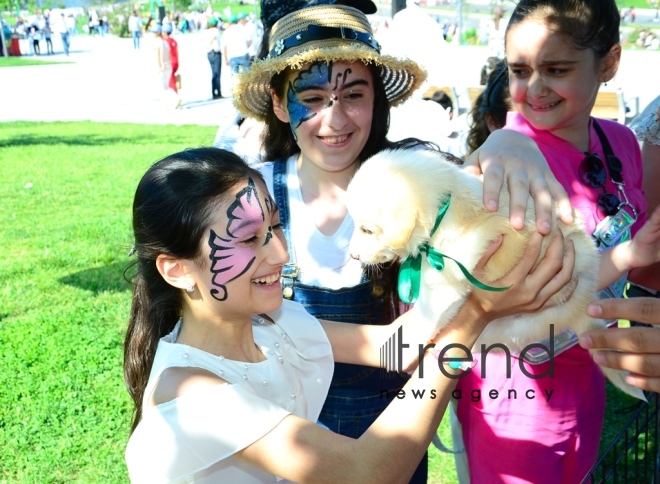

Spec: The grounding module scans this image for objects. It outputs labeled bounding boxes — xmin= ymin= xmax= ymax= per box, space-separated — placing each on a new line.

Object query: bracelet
xmin=431 ymin=348 xmax=477 ymax=372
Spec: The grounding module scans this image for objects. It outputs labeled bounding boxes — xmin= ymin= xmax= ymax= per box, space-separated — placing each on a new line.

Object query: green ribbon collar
xmin=397 ymin=195 xmax=510 ymax=304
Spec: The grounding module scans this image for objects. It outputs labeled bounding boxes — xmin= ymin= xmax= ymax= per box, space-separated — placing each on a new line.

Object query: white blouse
xmin=260 ymin=155 xmax=365 ymax=289
xmin=125 ymin=299 xmax=334 ymax=483
xmin=631 ymin=95 xmax=660 ymax=146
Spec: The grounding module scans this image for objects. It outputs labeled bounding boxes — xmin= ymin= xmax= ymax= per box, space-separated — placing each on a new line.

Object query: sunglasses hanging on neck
xmin=578 ymin=120 xmax=638 ymax=220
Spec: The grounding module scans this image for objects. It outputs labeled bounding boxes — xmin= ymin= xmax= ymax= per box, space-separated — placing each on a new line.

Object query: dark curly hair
xmin=466 ymin=59 xmax=511 ymax=156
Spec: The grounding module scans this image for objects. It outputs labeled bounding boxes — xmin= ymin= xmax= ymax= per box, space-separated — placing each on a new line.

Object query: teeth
xmin=252 ymin=273 xmax=280 ymax=285
xmin=534 ymin=100 xmax=560 ymax=109
xmin=323 ymin=135 xmax=348 ymax=144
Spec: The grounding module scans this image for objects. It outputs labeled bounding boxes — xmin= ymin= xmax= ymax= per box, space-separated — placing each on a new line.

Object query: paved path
xmin=0 ymin=33 xmax=238 ymax=127
xmin=0 ymin=30 xmax=658 ymax=128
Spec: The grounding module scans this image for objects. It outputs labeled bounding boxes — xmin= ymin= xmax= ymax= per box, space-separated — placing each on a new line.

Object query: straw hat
xmin=261 ymin=0 xmax=377 ymax=30
xmin=233 ymin=4 xmax=427 ymax=122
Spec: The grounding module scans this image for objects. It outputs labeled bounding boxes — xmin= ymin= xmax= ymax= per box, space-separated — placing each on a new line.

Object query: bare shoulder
xmin=150 ymin=367 xmax=228 ymax=407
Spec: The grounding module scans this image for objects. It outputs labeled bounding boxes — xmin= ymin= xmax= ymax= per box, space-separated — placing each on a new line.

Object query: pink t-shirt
xmin=456 ymin=113 xmax=647 ymax=483
xmin=505 ymin=112 xmax=647 ymax=234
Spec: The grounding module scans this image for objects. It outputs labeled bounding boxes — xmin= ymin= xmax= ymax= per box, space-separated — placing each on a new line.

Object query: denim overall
xmin=273 ymin=161 xmax=428 ymax=482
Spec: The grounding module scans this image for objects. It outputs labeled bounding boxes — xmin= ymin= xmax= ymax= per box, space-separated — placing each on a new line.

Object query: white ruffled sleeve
xmin=630 ymin=95 xmax=660 ymax=145
xmin=125 ymin=383 xmax=290 ymax=483
xmin=265 ymin=299 xmax=334 ymax=423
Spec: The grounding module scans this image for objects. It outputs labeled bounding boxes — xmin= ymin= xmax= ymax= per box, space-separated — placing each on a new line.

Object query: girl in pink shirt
xmin=456 ymin=1 xmax=657 ymax=482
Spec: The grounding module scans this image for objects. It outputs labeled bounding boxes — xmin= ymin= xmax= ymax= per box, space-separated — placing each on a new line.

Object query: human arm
xmin=628 ymin=105 xmax=660 ymax=289
xmin=597 ymin=205 xmax=660 ymax=290
xmin=238 ymin=266 xmax=548 ymax=483
xmin=155 ymin=42 xmax=164 ymax=71
xmin=579 ymin=297 xmax=660 ymax=393
xmin=640 ymin=138 xmax=660 ymax=214
xmin=321 ymin=231 xmax=576 ymax=369
xmin=463 ymin=129 xmax=574 ymax=234
xmin=145 ymin=285 xmax=503 ymax=482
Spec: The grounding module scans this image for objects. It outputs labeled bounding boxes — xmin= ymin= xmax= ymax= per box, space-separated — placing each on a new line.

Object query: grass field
xmin=0 ymin=121 xmax=217 ymax=483
xmin=0 ymin=121 xmax=651 ymax=483
xmin=0 ymin=57 xmax=69 ymax=67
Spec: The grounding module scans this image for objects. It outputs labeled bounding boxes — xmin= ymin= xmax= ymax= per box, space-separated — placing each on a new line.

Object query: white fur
xmin=346 ymin=148 xmax=644 ymax=400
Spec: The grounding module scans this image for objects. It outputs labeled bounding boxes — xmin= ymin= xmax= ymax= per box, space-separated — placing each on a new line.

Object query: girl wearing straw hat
xmin=230 ymin=2 xmax=574 ymax=481
xmin=233 ymin=6 xmax=433 ymax=482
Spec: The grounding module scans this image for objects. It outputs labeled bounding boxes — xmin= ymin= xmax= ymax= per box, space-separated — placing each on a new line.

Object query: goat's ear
xmin=384 ymin=205 xmax=418 ymax=249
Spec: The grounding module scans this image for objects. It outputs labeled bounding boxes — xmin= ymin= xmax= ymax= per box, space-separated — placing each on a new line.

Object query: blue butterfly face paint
xmin=286 ymin=61 xmax=367 ymax=130
xmin=286 ymin=62 xmax=331 ymax=129
xmin=282 ymin=60 xmax=375 ymax=166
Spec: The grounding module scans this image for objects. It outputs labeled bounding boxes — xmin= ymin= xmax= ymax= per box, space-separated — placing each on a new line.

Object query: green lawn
xmin=0 ymin=57 xmax=70 ymax=67
xmin=0 ymin=121 xmax=216 ymax=483
xmin=0 ymin=121 xmax=651 ymax=483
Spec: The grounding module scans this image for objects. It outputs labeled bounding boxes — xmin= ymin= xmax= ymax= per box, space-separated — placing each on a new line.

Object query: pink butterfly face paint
xmin=207 ymin=178 xmax=276 ymax=301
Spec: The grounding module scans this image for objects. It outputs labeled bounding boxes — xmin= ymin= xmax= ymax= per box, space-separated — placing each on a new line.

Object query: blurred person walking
xmin=222 ymin=14 xmax=251 ymax=76
xmin=162 ymin=23 xmax=180 ymax=107
xmin=43 ymin=15 xmax=53 ymax=55
xmin=128 ymin=11 xmax=142 ymax=49
xmin=205 ymin=17 xmax=223 ymax=99
xmin=28 ymin=24 xmax=40 ymax=55
xmin=151 ymin=24 xmax=178 ymax=108
xmin=53 ymin=12 xmax=70 ymax=56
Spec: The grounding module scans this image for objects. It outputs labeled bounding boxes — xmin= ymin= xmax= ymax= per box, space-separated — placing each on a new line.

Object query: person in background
xmin=162 ymin=23 xmax=180 ymax=107
xmin=205 ymin=16 xmax=222 ymax=99
xmin=28 ymin=23 xmax=40 ymax=55
xmin=53 ymin=13 xmax=70 ymax=56
xmin=128 ymin=10 xmax=142 ymax=49
xmin=466 ymin=59 xmax=512 ymax=155
xmin=151 ymin=24 xmax=177 ymax=108
xmin=222 ymin=13 xmax=251 ymax=76
xmin=42 ymin=14 xmax=53 ymax=55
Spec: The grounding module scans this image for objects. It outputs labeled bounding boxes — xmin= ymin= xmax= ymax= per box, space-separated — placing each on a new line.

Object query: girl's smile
xmin=505 ymin=19 xmax=620 ymax=150
xmin=191 ymin=178 xmax=289 ymax=317
xmin=273 ymin=60 xmax=374 ymax=174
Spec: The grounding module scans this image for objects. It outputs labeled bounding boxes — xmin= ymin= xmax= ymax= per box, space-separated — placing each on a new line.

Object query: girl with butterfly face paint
xmin=206 ymin=178 xmax=283 ymax=303
xmin=124 ymin=147 xmax=576 ymax=483
xmin=274 ymin=61 xmax=375 ymax=187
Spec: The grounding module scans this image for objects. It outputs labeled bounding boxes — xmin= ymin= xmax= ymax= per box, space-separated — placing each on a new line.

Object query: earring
xmin=185 ymin=275 xmax=195 ymax=293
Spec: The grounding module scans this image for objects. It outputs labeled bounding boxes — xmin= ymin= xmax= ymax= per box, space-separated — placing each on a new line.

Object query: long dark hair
xmin=124 ymin=147 xmax=265 ymax=433
xmin=507 ymin=0 xmax=620 ymax=59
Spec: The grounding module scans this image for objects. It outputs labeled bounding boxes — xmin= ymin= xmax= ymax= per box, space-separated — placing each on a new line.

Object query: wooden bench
xmin=591 ymin=89 xmax=627 ymax=124
xmin=422 ymin=86 xmax=460 ymax=117
xmin=466 ymin=86 xmax=485 ymax=106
